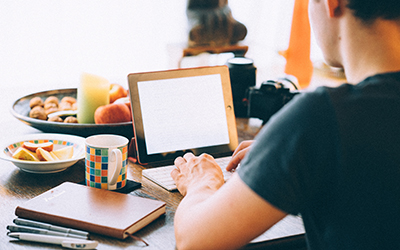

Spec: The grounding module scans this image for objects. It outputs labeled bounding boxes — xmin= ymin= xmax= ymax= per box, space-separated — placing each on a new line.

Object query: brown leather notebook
xmin=15 ymin=182 xmax=166 ymax=239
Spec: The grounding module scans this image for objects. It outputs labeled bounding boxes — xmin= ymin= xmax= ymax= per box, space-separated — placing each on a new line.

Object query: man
xmin=171 ymin=0 xmax=400 ymax=249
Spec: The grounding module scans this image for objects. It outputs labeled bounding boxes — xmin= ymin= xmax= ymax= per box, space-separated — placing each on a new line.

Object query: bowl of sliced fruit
xmin=0 ymin=134 xmax=85 ymax=174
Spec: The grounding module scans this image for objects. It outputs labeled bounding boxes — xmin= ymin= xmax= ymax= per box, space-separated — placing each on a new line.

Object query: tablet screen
xmin=138 ymin=74 xmax=230 ymax=155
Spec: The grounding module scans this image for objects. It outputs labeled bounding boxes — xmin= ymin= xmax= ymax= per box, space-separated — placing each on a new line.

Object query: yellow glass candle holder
xmin=77 ymin=73 xmax=110 ymax=124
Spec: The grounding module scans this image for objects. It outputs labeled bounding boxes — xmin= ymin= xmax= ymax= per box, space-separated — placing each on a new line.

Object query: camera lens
xmin=226 ymin=57 xmax=256 ymax=117
xmin=227 ymin=57 xmax=254 ymax=66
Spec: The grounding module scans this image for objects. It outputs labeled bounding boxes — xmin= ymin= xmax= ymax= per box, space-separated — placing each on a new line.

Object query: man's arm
xmin=172 ymin=153 xmax=287 ymax=250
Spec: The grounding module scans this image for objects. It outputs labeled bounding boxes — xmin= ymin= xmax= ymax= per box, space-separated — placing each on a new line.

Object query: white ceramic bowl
xmin=0 ymin=134 xmax=85 ymax=174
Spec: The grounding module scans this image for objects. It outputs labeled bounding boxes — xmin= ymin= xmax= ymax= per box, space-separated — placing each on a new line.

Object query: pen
xmin=8 ymin=232 xmax=98 ymax=249
xmin=13 ymin=218 xmax=89 ymax=237
xmin=7 ymin=225 xmax=88 ymax=239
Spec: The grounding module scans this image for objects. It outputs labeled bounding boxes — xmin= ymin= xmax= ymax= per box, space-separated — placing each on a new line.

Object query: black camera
xmin=246 ymin=77 xmax=300 ymax=124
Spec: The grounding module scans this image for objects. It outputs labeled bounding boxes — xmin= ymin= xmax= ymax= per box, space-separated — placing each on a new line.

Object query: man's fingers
xmin=171 ymin=167 xmax=179 ymax=180
xmin=226 ymin=157 xmax=240 ymax=171
xmin=183 ymin=152 xmax=195 ymax=162
xmin=231 ymin=140 xmax=253 ymax=157
xmin=226 ymin=150 xmax=245 ymax=171
xmin=174 ymin=156 xmax=186 ymax=167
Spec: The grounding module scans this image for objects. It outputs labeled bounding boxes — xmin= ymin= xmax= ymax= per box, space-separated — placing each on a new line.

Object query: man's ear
xmin=326 ymin=0 xmax=342 ymax=18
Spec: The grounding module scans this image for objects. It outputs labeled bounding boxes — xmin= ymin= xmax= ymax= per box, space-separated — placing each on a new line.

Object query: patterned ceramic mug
xmin=85 ymin=134 xmax=129 ymax=190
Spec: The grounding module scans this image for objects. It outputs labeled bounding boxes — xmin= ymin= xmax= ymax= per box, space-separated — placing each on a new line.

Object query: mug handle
xmin=108 ymin=149 xmax=123 ymax=186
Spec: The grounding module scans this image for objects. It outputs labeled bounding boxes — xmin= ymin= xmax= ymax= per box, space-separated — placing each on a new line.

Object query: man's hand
xmin=226 ymin=140 xmax=254 ymax=171
xmin=171 ymin=152 xmax=224 ymax=196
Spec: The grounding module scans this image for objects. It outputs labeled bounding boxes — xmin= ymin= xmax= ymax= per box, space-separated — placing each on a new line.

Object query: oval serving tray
xmin=11 ymin=88 xmax=134 ymax=139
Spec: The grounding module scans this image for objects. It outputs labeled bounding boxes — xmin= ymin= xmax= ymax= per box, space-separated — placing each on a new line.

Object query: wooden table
xmin=0 ymin=114 xmax=306 ymax=250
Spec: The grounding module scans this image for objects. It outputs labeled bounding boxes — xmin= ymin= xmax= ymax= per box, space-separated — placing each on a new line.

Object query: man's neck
xmin=341 ymin=18 xmax=400 ymax=83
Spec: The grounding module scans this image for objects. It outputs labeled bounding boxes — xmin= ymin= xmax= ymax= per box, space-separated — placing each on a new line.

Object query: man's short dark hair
xmin=346 ymin=0 xmax=400 ymax=23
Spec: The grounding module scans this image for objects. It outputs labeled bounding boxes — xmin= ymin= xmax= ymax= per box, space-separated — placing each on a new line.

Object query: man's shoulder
xmin=324 ymin=71 xmax=400 ymax=94
xmin=308 ymin=71 xmax=400 ymax=106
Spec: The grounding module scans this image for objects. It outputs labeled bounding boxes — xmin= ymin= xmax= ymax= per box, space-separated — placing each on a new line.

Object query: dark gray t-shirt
xmin=238 ymin=72 xmax=400 ymax=249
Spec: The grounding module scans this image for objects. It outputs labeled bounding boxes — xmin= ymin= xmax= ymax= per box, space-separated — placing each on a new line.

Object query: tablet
xmin=127 ymin=66 xmax=238 ymax=165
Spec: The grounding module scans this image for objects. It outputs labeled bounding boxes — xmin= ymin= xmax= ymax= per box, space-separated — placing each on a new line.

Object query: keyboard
xmin=142 ymin=157 xmax=234 ymax=191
